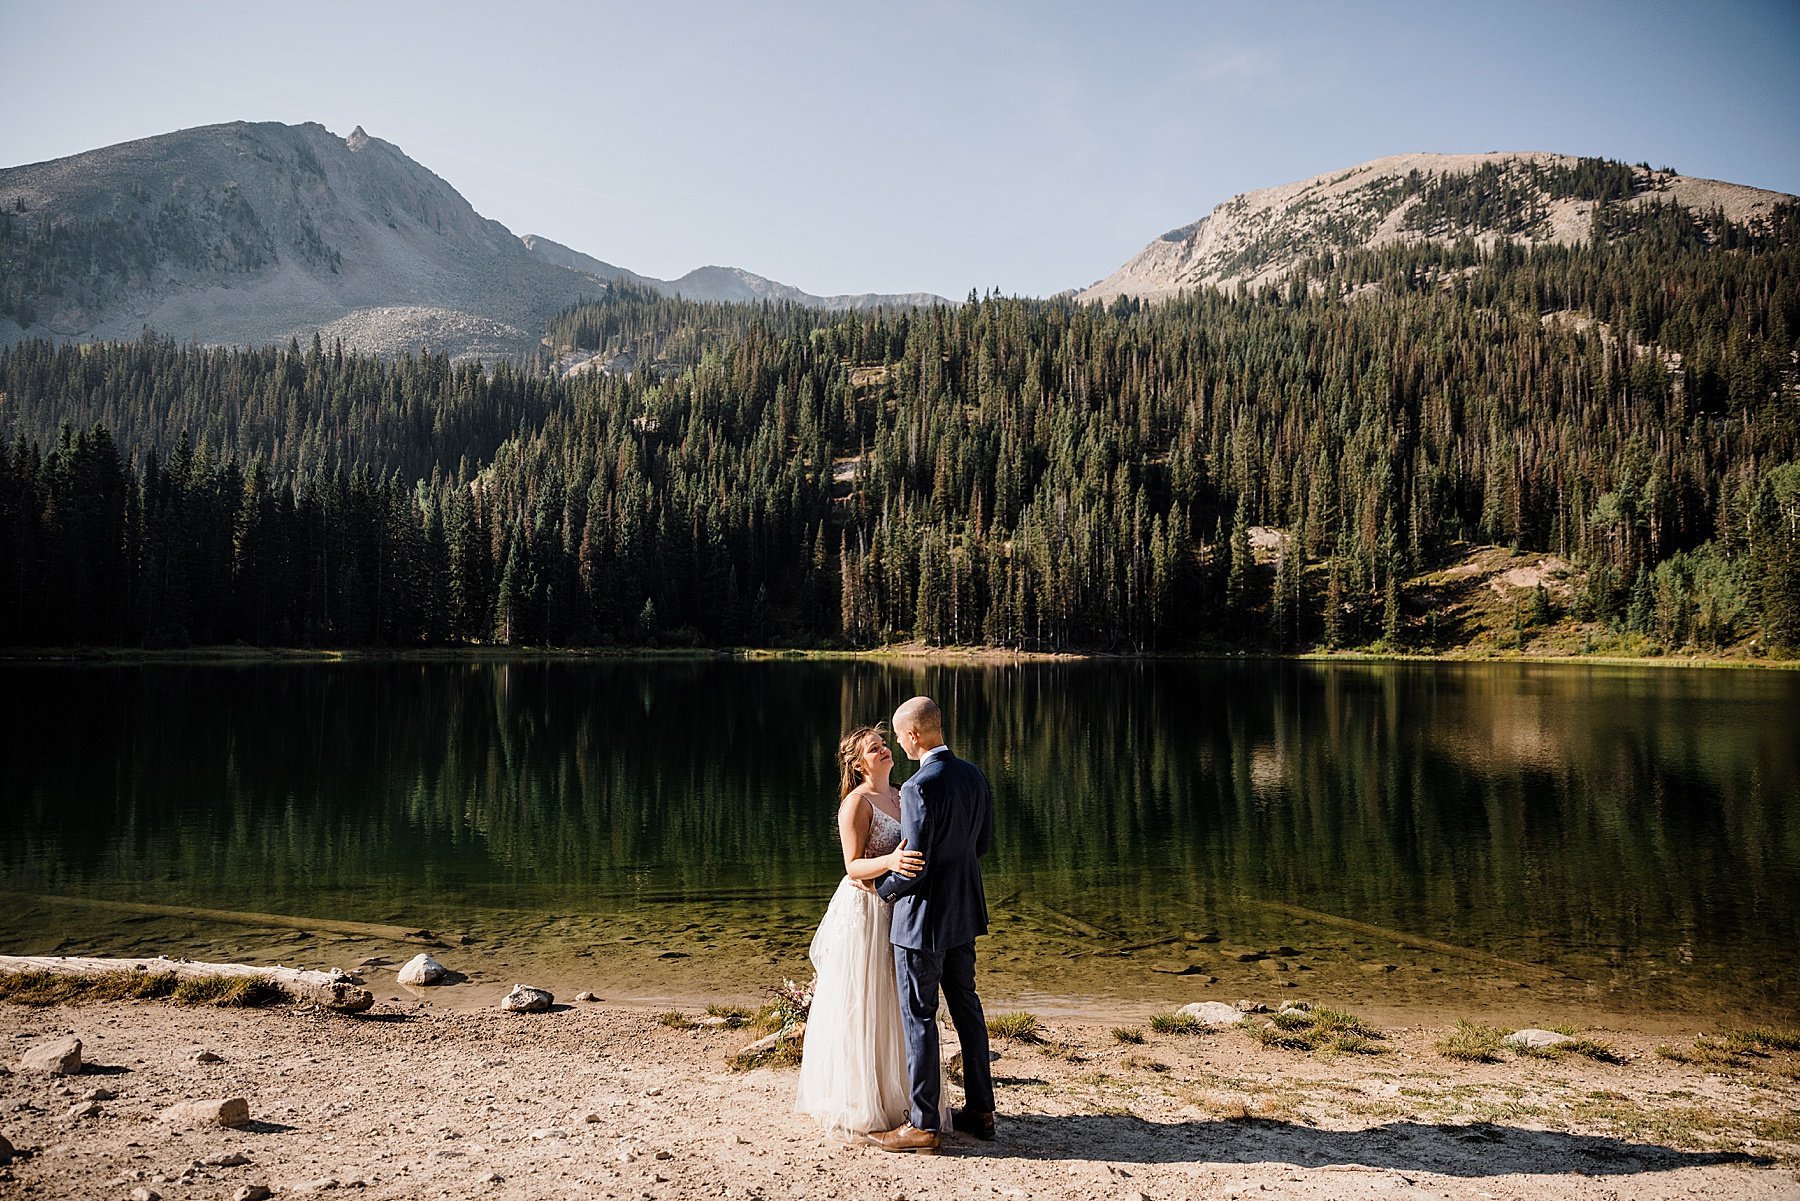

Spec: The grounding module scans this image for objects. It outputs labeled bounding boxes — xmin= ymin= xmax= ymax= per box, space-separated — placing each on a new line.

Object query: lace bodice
xmin=865 ymin=803 xmax=903 ymax=857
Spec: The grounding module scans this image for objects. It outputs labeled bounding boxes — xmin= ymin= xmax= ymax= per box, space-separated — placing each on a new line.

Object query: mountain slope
xmin=1079 ymin=152 xmax=1795 ymax=302
xmin=0 ymin=122 xmax=944 ymax=360
xmin=0 ymin=121 xmax=613 ymax=359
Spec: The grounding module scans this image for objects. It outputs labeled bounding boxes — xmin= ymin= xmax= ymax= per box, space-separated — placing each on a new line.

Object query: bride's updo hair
xmin=837 ymin=723 xmax=886 ymax=799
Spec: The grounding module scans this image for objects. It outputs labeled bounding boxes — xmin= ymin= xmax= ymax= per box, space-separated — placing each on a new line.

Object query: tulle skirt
xmin=794 ymin=878 xmax=949 ymax=1136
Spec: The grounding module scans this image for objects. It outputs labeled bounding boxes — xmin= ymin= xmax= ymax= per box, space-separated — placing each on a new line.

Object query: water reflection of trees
xmin=2 ymin=662 xmax=1795 ymax=992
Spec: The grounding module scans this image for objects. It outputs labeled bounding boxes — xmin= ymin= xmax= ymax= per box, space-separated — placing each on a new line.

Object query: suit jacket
xmin=877 ymin=745 xmax=992 ymax=951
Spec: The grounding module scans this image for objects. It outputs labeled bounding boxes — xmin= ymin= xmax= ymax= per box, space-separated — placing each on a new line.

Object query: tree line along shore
xmin=1 ymin=186 xmax=1796 ymax=657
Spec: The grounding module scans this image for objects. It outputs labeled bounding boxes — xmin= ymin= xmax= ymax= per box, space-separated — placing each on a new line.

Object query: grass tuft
xmin=1565 ymin=1037 xmax=1625 ymax=1064
xmin=1725 ymin=1028 xmax=1800 ymax=1053
xmin=727 ymin=1039 xmax=802 ymax=1072
xmin=656 ymin=1010 xmax=695 ymax=1029
xmin=1149 ymin=1011 xmax=1205 ymax=1035
xmin=986 ymin=1011 xmax=1043 ymax=1042
xmin=1112 ymin=1027 xmax=1146 ymax=1045
xmin=0 ymin=970 xmax=285 ymax=1008
xmin=1437 ymin=1020 xmax=1507 ymax=1062
xmin=1250 ymin=1006 xmax=1385 ymax=1054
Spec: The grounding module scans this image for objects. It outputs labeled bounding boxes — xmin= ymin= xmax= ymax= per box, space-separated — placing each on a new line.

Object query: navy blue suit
xmin=876 ymin=745 xmax=995 ymax=1130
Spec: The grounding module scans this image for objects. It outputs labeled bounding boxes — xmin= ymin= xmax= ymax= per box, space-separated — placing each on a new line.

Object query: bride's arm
xmin=837 ymin=794 xmax=921 ymax=885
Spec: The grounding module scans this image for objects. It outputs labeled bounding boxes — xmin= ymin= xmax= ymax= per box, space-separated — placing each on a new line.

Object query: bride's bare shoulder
xmin=836 ymin=787 xmax=873 ymax=819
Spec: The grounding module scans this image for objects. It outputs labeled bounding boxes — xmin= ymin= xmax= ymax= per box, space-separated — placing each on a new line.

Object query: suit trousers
xmin=893 ymin=941 xmax=995 ymax=1130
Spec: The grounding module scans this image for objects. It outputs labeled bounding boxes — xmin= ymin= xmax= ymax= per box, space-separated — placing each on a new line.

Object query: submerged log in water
xmin=0 ymin=954 xmax=375 ymax=1013
xmin=14 ymin=893 xmax=456 ymax=945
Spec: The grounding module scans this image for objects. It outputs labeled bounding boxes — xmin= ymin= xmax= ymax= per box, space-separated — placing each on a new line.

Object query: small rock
xmin=643 ymin=1086 xmax=662 ymax=1097
xmin=1177 ymin=1001 xmax=1245 ymax=1027
xmin=614 ymin=1148 xmax=638 ymax=1164
xmin=19 ymin=1036 xmax=82 ymax=1075
xmin=477 ymin=1173 xmax=502 ymax=1185
xmin=725 ymin=1131 xmax=748 ymax=1145
xmin=1148 ymin=961 xmax=1202 ymax=975
xmin=192 ymin=1050 xmax=223 ymax=1064
xmin=1234 ymin=999 xmax=1268 ymax=1013
xmin=396 ymin=953 xmax=446 ymax=986
xmin=290 ymin=1179 xmax=339 ymax=1194
xmin=204 ymin=1151 xmax=252 ymax=1167
xmin=1277 ymin=1001 xmax=1312 ymax=1014
xmin=574 ymin=991 xmax=598 ymax=1002
xmin=1505 ymin=1028 xmax=1575 ymax=1051
xmin=129 ymin=1189 xmax=160 ymax=1201
xmin=458 ymin=934 xmax=476 ymax=946
xmin=584 ymin=1113 xmax=602 ymax=1123
xmin=0 ymin=1130 xmax=12 ymax=1164
xmin=66 ymin=1100 xmax=100 ymax=1119
xmin=82 ymin=1087 xmax=116 ymax=1101
xmin=162 ymin=1097 xmax=251 ymax=1128
xmin=233 ymin=1188 xmax=272 ymax=1201
xmin=500 ymin=984 xmax=553 ymax=1013
xmin=653 ymin=1149 xmax=673 ymax=1160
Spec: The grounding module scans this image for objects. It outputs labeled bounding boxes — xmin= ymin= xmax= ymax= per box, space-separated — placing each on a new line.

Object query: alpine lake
xmin=3 ymin=657 xmax=1796 ymax=1029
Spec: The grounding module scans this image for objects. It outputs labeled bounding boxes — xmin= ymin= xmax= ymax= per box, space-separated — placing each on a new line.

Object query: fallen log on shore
xmin=0 ymin=954 xmax=375 ymax=1013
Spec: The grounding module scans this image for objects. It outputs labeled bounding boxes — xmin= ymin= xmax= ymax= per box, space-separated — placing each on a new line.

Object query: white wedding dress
xmin=795 ymin=803 xmax=950 ymax=1136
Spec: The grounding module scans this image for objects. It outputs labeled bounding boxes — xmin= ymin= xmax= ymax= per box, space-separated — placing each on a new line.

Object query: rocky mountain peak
xmin=1079 ymin=152 xmax=1796 ymax=304
xmin=346 ymin=125 xmax=371 ymax=151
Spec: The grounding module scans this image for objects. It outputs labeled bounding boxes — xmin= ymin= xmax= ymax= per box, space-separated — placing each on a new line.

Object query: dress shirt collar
xmin=922 ymin=744 xmax=952 ymax=765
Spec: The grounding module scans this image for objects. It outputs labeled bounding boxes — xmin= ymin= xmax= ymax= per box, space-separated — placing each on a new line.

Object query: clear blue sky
xmin=4 ymin=0 xmax=1796 ymax=299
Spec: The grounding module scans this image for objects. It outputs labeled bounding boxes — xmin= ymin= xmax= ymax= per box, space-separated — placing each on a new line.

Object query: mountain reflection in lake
xmin=3 ymin=659 xmax=1795 ymax=1023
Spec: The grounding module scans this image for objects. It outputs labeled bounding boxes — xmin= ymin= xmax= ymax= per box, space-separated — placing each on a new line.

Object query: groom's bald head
xmin=893 ymin=696 xmax=944 ymax=759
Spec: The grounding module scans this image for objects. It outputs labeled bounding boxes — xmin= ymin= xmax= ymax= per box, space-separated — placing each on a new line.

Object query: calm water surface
xmin=3 ymin=659 xmax=1795 ymax=1022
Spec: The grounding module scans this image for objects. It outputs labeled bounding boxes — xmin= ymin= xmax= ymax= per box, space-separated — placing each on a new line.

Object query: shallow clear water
xmin=3 ymin=658 xmax=1795 ymax=1022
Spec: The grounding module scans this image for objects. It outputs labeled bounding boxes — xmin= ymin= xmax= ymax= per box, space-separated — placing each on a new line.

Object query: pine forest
xmin=2 ymin=172 xmax=1798 ymax=656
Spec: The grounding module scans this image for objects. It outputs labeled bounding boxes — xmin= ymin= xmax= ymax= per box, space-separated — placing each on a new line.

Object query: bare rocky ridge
xmin=0 ymin=122 xmax=945 ymax=362
xmin=1079 ymin=152 xmax=1797 ymax=303
xmin=521 ymin=233 xmax=947 ymax=311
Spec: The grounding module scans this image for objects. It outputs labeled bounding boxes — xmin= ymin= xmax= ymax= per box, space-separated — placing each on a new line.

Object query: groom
xmin=871 ymin=695 xmax=997 ymax=1153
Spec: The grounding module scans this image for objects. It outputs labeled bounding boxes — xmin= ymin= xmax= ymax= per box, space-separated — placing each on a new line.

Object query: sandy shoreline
xmin=2 ymin=985 xmax=1795 ymax=1201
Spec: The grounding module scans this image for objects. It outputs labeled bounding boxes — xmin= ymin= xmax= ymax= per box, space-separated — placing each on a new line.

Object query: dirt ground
xmin=2 ymin=990 xmax=1796 ymax=1201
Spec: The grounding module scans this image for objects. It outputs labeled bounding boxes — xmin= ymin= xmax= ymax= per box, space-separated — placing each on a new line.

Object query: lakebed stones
xmin=162 ymin=1097 xmax=252 ymax=1128
xmin=396 ymin=953 xmax=446 ymax=986
xmin=500 ymin=984 xmax=553 ymax=1013
xmin=19 ymin=1036 xmax=82 ymax=1075
xmin=233 ymin=1188 xmax=272 ymax=1201
xmin=1505 ymin=1028 xmax=1575 ymax=1051
xmin=1177 ymin=1001 xmax=1245 ymax=1027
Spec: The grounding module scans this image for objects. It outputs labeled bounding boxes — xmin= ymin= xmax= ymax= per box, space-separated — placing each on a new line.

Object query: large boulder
xmin=396 ymin=953 xmax=446 ymax=986
xmin=19 ymin=1036 xmax=82 ymax=1075
xmin=1177 ymin=1001 xmax=1245 ymax=1027
xmin=500 ymin=984 xmax=553 ymax=1013
xmin=1504 ymin=1028 xmax=1575 ymax=1052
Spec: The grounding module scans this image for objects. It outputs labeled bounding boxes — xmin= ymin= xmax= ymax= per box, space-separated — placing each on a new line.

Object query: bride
xmin=795 ymin=723 xmax=946 ymax=1136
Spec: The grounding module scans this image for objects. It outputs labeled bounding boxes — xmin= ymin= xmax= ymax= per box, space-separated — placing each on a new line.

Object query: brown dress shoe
xmin=951 ymin=1108 xmax=996 ymax=1140
xmin=868 ymin=1122 xmax=941 ymax=1153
